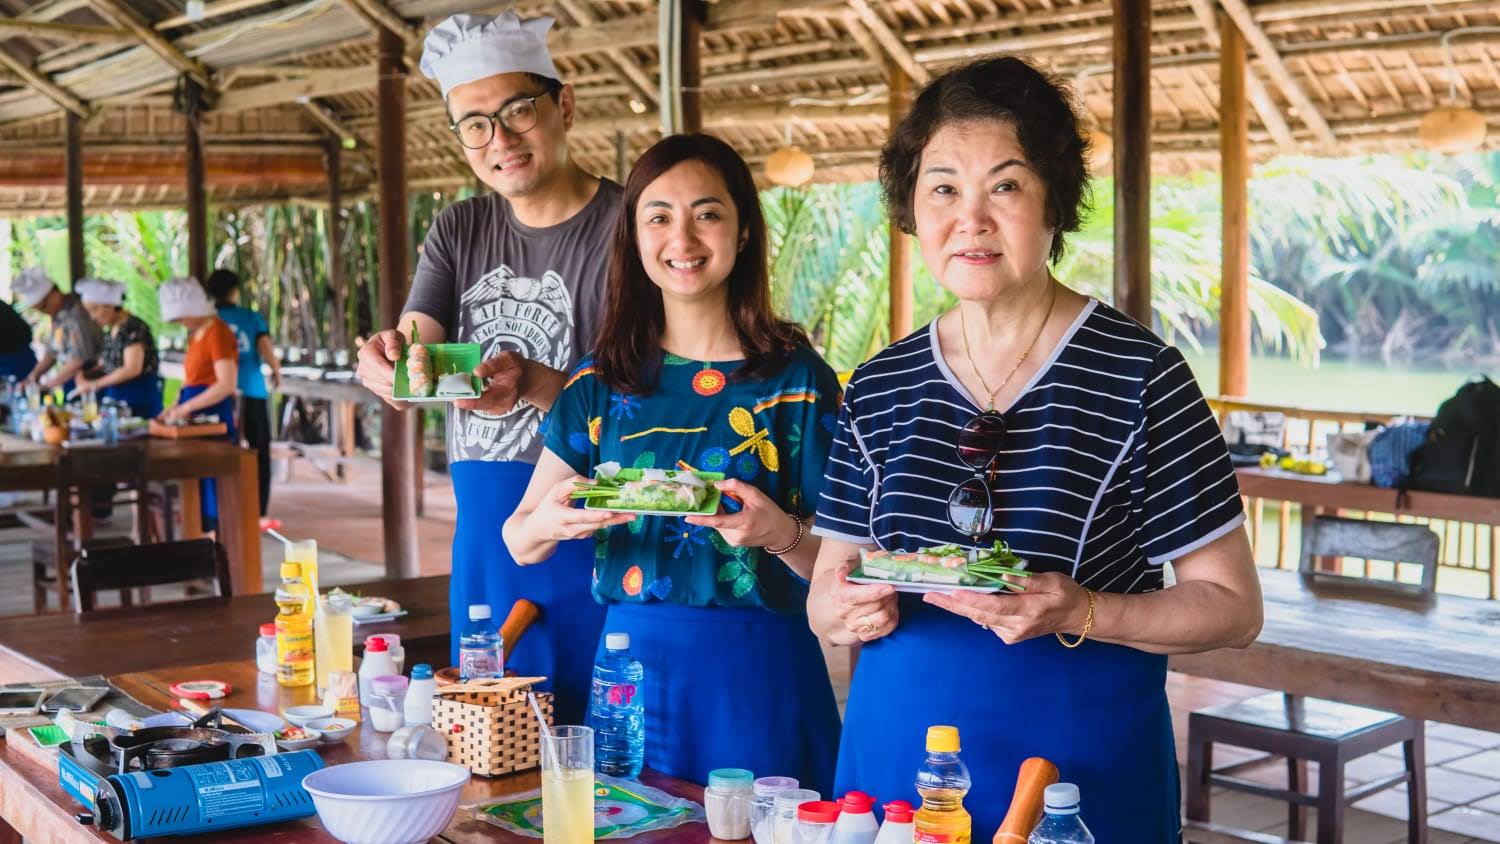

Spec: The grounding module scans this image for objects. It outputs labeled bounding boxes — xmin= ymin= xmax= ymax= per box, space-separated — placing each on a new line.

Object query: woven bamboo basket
xmin=432 ymin=676 xmax=552 ymax=777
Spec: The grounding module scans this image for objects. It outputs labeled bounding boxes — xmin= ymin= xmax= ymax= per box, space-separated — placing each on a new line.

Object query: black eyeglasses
xmin=449 ymin=92 xmax=550 ymax=149
xmin=947 ymin=411 xmax=1006 ymax=538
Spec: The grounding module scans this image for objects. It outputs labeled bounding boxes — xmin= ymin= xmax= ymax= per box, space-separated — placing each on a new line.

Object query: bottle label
xmin=915 ymin=833 xmax=952 ymax=843
xmin=607 ymin=683 xmax=637 ymax=706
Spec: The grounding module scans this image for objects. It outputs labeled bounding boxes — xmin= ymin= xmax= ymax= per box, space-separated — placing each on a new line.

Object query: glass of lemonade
xmin=541 ymin=725 xmax=594 ymax=843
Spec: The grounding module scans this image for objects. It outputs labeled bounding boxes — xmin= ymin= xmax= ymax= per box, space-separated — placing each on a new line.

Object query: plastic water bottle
xmin=589 ymin=631 xmax=644 ymax=778
xmin=1026 ymin=784 xmax=1094 ymax=844
xmin=913 ymin=725 xmax=971 ymax=843
xmin=457 ymin=604 xmax=503 ymax=681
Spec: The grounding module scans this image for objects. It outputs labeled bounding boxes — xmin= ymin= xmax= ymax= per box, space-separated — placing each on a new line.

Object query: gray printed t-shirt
xmin=402 ymin=179 xmax=622 ymax=464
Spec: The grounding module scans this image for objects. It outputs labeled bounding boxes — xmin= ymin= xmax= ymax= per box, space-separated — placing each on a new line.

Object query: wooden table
xmin=1170 ymin=568 xmax=1500 ymax=731
xmin=0 ymin=434 xmax=263 ymax=594
xmin=0 ymin=576 xmax=452 ymax=684
xmin=1236 ymin=466 xmax=1500 ymax=527
xmin=0 ymin=659 xmax=721 ymax=843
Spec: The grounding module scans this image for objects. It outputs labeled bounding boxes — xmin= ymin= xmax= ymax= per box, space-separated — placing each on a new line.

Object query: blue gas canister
xmin=83 ymin=749 xmax=324 ymax=840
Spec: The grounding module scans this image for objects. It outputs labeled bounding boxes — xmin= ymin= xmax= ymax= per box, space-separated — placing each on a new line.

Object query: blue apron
xmin=0 ymin=347 xmax=36 ymax=380
xmin=103 ymin=373 xmax=163 ymax=419
xmin=176 ymin=383 xmax=237 ymax=525
xmin=599 ymin=601 xmax=840 ymax=795
xmin=837 ymin=595 xmax=1179 ymax=841
xmin=450 ymin=460 xmax=604 ymax=727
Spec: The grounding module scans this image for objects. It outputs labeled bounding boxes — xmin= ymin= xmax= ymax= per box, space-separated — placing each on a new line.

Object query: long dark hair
xmin=594 ymin=133 xmax=808 ymax=395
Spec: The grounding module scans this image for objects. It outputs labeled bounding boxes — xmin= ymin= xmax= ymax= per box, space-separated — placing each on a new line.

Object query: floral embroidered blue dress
xmin=542 ymin=345 xmax=843 ymax=792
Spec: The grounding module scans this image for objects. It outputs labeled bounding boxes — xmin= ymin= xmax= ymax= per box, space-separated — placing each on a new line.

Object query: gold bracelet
xmin=1056 ymin=588 xmax=1095 ymax=649
xmin=764 ymin=513 xmax=804 ymax=556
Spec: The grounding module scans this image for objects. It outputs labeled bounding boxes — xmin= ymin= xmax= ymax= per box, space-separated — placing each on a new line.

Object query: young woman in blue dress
xmin=504 ymin=133 xmax=842 ymax=792
xmin=806 ymin=58 xmax=1264 ymax=840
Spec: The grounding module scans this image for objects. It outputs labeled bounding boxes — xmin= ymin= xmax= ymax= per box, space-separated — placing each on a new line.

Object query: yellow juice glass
xmin=541 ymin=726 xmax=594 ymax=843
xmin=314 ymin=593 xmax=353 ymax=693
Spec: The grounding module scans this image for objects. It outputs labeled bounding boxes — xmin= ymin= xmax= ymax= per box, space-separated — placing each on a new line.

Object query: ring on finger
xmin=858 ymin=614 xmax=876 ymax=635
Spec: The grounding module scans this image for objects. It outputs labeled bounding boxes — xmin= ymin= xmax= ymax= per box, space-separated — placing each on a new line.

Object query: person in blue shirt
xmin=504 ymin=134 xmax=842 ymax=792
xmin=205 ymin=269 xmax=282 ymax=519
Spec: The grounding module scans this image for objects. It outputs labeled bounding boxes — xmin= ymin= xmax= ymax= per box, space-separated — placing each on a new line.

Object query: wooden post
xmin=325 ymin=139 xmax=346 ymax=356
xmin=377 ymin=27 xmax=419 ymax=578
xmin=1112 ymin=0 xmax=1151 ymax=327
xmin=183 ymin=76 xmax=207 ymax=284
xmin=1219 ymin=12 xmax=1252 ymax=399
xmin=680 ymin=0 xmax=703 ymax=133
xmin=414 ymin=409 xmax=425 ymax=518
xmin=65 ymin=110 xmax=84 ymax=283
xmin=887 ymin=59 xmax=914 ymax=342
xmin=615 ymin=130 xmax=629 ymax=185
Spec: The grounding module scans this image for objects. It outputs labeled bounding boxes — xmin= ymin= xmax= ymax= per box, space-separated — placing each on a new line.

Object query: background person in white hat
xmin=354 ymin=10 xmax=620 ymax=723
xmin=159 ymin=277 xmax=239 ymax=527
xmin=13 ymin=267 xmax=102 ymax=393
xmin=75 ymin=278 xmax=163 ymax=419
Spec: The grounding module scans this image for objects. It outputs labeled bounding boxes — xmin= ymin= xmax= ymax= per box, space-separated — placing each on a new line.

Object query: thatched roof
xmin=0 ymin=0 xmax=1496 ymax=215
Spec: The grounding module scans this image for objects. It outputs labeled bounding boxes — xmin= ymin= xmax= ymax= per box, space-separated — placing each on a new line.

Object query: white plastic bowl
xmin=284 ymin=704 xmax=334 ymax=727
xmin=302 ymin=759 xmax=470 ymax=844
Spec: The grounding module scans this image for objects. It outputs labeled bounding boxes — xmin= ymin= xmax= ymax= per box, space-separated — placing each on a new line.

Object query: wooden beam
xmin=213 ymin=67 xmax=377 ymax=113
xmin=1113 ymin=0 xmax=1151 ymax=326
xmin=154 ymin=0 xmax=282 ymax=31
xmin=335 ymin=0 xmax=416 ymax=47
xmin=556 ymin=0 xmax=655 ymax=107
xmin=65 ymin=109 xmax=83 ymax=281
xmin=0 ymin=45 xmax=87 ymax=116
xmin=681 ymin=0 xmax=704 ymax=133
xmin=0 ymin=17 xmax=134 ymax=44
xmin=184 ymin=76 xmax=207 ymax=284
xmin=1215 ymin=0 xmax=1336 ymax=148
xmin=888 ymin=59 xmax=914 ymax=342
xmin=376 ymin=26 xmax=418 ymax=579
xmin=847 ymin=0 xmax=930 ymax=85
xmin=87 ymin=0 xmax=210 ymax=87
xmin=1183 ymin=0 xmax=1295 ymax=152
xmin=301 ymin=100 xmax=359 ymax=146
xmin=1219 ymin=11 xmax=1251 ymax=399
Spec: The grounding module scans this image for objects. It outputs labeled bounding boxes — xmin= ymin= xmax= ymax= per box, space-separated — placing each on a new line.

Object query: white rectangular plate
xmin=846 ymin=575 xmax=1001 ymax=594
xmin=352 ymin=610 xmax=409 ymax=625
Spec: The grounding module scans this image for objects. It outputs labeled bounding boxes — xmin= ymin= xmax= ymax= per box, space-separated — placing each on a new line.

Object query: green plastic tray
xmin=583 ymin=469 xmax=725 ymax=516
xmin=394 ymin=342 xmax=482 ymax=402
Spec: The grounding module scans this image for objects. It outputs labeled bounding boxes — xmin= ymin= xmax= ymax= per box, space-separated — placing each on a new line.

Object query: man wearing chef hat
xmin=13 ymin=266 xmax=102 ymax=393
xmin=354 ymin=11 xmax=618 ymax=723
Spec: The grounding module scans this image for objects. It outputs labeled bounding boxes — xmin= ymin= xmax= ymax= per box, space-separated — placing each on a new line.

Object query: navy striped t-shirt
xmin=813 ymin=298 xmax=1245 ymax=594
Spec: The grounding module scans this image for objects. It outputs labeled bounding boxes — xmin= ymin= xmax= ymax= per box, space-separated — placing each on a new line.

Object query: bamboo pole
xmin=376 ymin=26 xmax=418 ymax=579
xmin=1219 ymin=12 xmax=1251 ymax=398
xmin=184 ymin=76 xmax=207 ymax=284
xmin=65 ymin=110 xmax=84 ymax=282
xmin=1112 ymin=0 xmax=1152 ymax=326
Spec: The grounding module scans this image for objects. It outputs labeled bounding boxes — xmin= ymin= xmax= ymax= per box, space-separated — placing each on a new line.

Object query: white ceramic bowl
xmin=284 ymin=705 xmax=334 ymax=727
xmin=307 ymin=717 xmax=357 ymax=743
xmin=302 ymin=759 xmax=470 ymax=844
xmin=275 ymin=726 xmax=322 ymax=750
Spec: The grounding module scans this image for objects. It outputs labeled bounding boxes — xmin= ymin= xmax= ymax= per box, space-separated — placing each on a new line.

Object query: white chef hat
xmin=76 ymin=277 xmax=125 ymax=307
xmin=12 ymin=266 xmax=56 ymax=309
xmin=419 ymin=11 xmax=561 ymax=99
xmin=158 ymin=277 xmax=216 ymax=323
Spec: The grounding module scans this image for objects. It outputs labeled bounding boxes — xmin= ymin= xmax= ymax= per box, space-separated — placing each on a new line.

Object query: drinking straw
xmin=527 ymin=691 xmax=554 ymax=771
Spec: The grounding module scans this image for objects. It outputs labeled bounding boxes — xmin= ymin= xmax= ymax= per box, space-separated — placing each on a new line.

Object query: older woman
xmin=74 ymin=278 xmax=162 ymax=418
xmin=807 ymin=57 xmax=1262 ymax=840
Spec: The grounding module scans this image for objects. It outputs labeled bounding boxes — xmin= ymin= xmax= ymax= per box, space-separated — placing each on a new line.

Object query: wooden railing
xmin=1207 ymin=397 xmax=1498 ymax=600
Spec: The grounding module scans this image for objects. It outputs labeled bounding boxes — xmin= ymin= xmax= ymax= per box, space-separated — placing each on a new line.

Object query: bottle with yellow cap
xmin=274 ymin=562 xmax=316 ymax=687
xmin=914 ymin=725 xmax=972 ymax=843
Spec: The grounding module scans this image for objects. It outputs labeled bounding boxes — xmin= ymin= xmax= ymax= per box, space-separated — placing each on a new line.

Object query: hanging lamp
xmin=1418 ymin=29 xmax=1490 ymax=154
xmin=766 ymin=123 xmax=815 ymax=187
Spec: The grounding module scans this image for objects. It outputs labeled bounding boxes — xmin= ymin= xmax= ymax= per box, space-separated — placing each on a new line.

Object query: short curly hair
xmin=879 ymin=56 xmax=1093 ymax=265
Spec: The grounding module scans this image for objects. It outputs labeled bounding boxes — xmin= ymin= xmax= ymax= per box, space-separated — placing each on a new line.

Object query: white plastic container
xmin=358 ymin=635 xmax=398 ymax=705
xmin=873 ymin=800 xmax=914 ymax=844
xmin=368 ymin=675 xmax=408 ymax=733
xmin=831 ymin=791 xmax=878 ymax=844
xmin=403 ymin=663 xmax=436 ymax=727
xmin=302 ymin=759 xmax=470 ymax=844
xmin=706 ymin=768 xmax=755 ymax=839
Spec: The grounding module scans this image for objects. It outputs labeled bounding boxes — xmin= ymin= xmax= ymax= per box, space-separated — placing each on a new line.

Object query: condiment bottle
xmin=832 ymin=791 xmax=879 ymax=844
xmin=255 ymin=623 xmax=277 ymax=675
xmin=404 ymin=663 xmax=437 ymax=726
xmin=358 ymin=634 xmax=397 ymax=705
xmin=795 ymin=801 xmax=840 ymax=844
xmin=874 ymin=801 xmax=914 ymax=844
xmin=705 ymin=768 xmax=755 ymax=840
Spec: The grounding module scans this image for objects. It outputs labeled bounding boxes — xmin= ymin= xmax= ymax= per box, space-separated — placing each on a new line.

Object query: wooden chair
xmin=1185 ymin=517 xmax=1436 ymax=844
xmin=71 ymin=539 xmax=232 ymax=612
xmin=31 ymin=443 xmax=151 ymax=614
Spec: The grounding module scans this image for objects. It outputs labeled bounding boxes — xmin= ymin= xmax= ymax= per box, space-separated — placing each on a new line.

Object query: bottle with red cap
xmin=832 ymin=791 xmax=880 ymax=844
xmin=357 ymin=634 xmax=398 ymax=705
xmin=874 ymin=801 xmax=914 ymax=844
xmin=795 ymin=801 xmax=841 ymax=844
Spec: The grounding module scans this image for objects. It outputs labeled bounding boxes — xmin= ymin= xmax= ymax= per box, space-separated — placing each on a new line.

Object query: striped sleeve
xmin=813 ymin=381 xmax=877 ymax=545
xmin=1137 ymin=346 xmax=1245 ymax=564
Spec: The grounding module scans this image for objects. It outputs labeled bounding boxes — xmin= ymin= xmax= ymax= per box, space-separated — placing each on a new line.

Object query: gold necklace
xmin=960 ymin=283 xmax=1057 ymax=412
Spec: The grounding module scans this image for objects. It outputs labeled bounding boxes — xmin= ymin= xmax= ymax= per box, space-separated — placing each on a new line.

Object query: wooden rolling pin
xmin=994 ymin=757 xmax=1059 ymax=843
xmin=500 ymin=598 xmax=540 ymax=664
